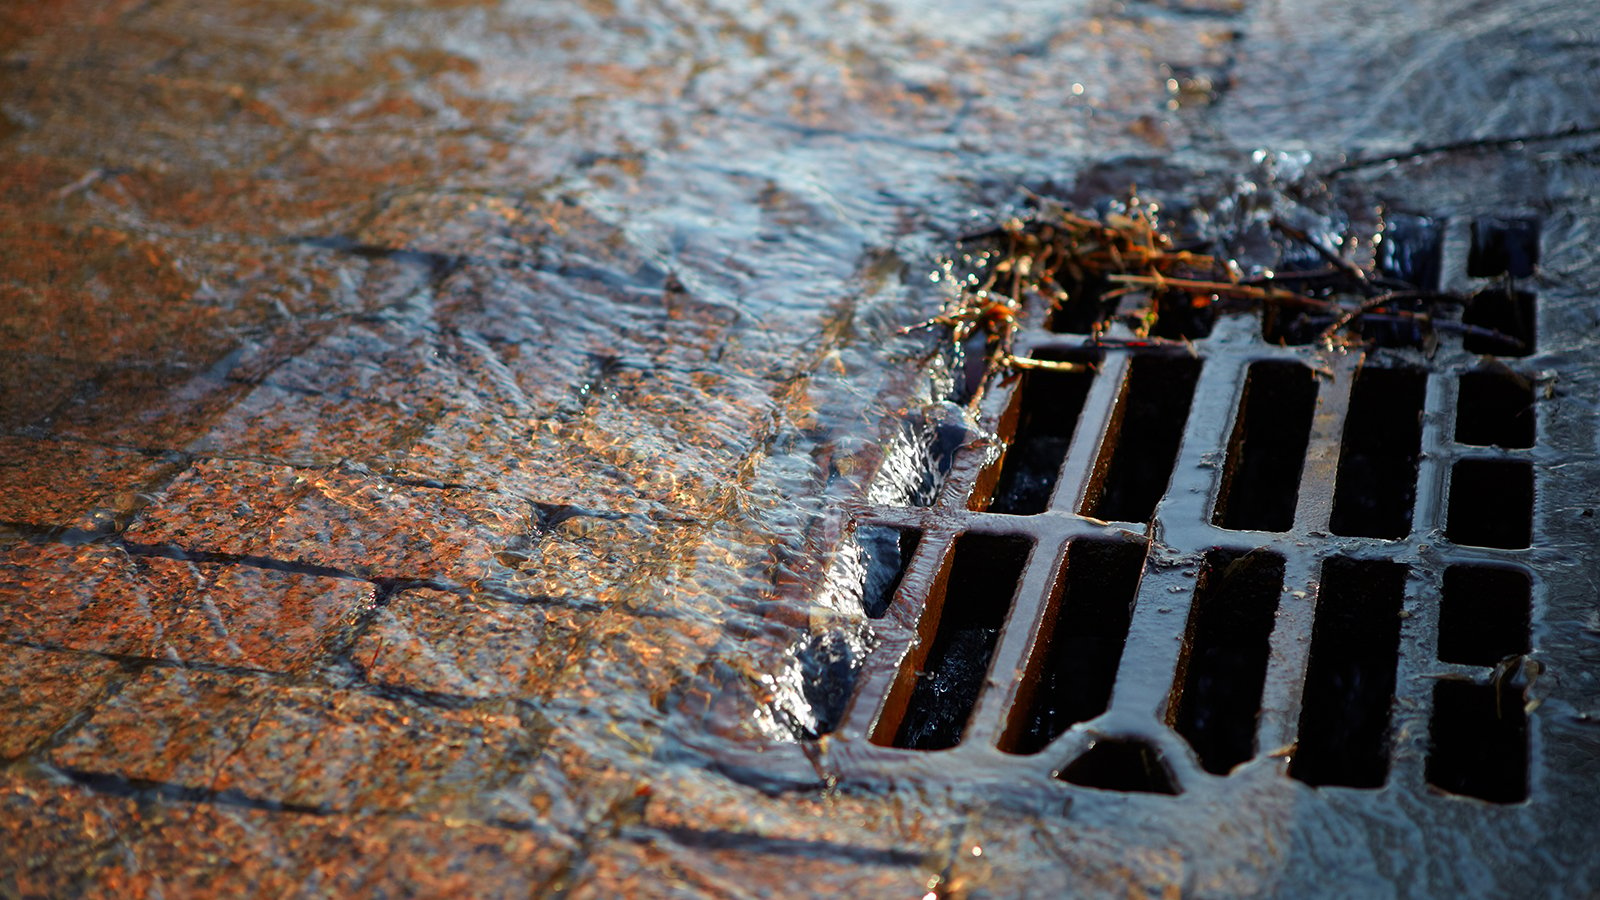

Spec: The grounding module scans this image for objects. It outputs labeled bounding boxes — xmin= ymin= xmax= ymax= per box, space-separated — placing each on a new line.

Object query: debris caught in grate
xmin=780 ymin=159 xmax=1554 ymax=817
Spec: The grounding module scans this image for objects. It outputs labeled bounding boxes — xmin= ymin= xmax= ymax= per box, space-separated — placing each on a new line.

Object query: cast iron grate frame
xmin=811 ymin=209 xmax=1549 ymax=809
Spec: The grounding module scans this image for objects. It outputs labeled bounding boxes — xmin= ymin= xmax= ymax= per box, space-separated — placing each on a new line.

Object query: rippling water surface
xmin=2 ymin=0 xmax=1599 ymax=893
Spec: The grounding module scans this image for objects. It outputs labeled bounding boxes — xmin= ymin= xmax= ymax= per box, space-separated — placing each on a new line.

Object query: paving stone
xmin=6 ymin=0 xmax=1598 ymax=891
xmin=81 ymin=795 xmax=578 ymax=899
xmin=0 ymin=773 xmax=137 ymax=900
xmin=547 ymin=606 xmax=727 ymax=721
xmin=256 ymin=470 xmax=529 ymax=582
xmin=0 ymin=437 xmax=178 ymax=528
xmin=0 ymin=542 xmax=176 ymax=657
xmin=566 ymin=833 xmax=929 ymax=900
xmin=0 ymin=223 xmax=219 ymax=365
xmin=122 ymin=457 xmax=307 ymax=555
xmin=188 ymin=321 xmax=465 ymax=466
xmin=49 ymin=667 xmax=275 ymax=784
xmin=192 ymin=381 xmax=425 ymax=468
xmin=159 ymin=561 xmax=374 ymax=673
xmin=0 ymin=645 xmax=122 ymax=760
xmin=351 ymin=587 xmax=592 ymax=699
xmin=499 ymin=511 xmax=693 ymax=601
xmin=52 ymin=666 xmax=551 ymax=821
xmin=0 ymin=543 xmax=368 ymax=670
xmin=45 ymin=363 xmax=251 ymax=450
xmin=233 ymin=687 xmax=543 ymax=818
xmin=639 ymin=766 xmax=951 ymax=857
xmin=0 ymin=353 xmax=81 ymax=431
xmin=128 ymin=459 xmax=528 ymax=582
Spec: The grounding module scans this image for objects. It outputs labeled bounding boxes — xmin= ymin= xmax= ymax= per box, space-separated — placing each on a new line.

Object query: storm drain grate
xmin=811 ymin=204 xmax=1547 ymax=806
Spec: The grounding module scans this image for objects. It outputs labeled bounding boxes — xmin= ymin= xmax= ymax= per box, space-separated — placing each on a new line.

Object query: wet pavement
xmin=4 ymin=0 xmax=1600 ymax=896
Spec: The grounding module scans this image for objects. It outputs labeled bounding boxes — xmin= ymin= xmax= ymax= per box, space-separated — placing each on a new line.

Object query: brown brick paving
xmin=82 ymin=803 xmax=578 ymax=899
xmin=0 ymin=646 xmax=123 ymax=760
xmin=351 ymin=588 xmax=592 ymax=700
xmin=0 ymin=775 xmax=134 ymax=898
xmin=6 ymin=0 xmax=1597 ymax=895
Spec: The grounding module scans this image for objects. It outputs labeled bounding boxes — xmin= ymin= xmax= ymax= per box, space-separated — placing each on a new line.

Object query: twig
xmin=1317 ymin=290 xmax=1424 ymax=343
xmin=1269 ymin=218 xmax=1369 ymax=284
xmin=1106 ymin=273 xmax=1323 ymax=308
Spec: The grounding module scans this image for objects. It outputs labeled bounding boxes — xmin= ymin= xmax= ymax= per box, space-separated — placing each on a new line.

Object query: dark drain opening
xmin=884 ymin=533 xmax=1031 ymax=750
xmin=1329 ymin=366 xmax=1426 ymax=539
xmin=1290 ymin=557 xmax=1405 ymax=789
xmin=1377 ymin=212 xmax=1444 ymax=292
xmin=1170 ymin=549 xmax=1283 ymax=775
xmin=1426 ymin=679 xmax=1528 ymax=804
xmin=1467 ymin=216 xmax=1539 ymax=279
xmin=1149 ymin=290 xmax=1216 ymax=341
xmin=987 ymin=351 xmax=1100 ymax=515
xmin=1213 ymin=361 xmax=1319 ymax=533
xmin=1001 ymin=539 xmax=1148 ymax=755
xmin=1059 ymin=739 xmax=1180 ymax=795
xmin=1081 ymin=355 xmax=1202 ymax=524
xmin=1048 ymin=276 xmax=1112 ymax=334
xmin=1446 ymin=459 xmax=1533 ymax=549
xmin=1438 ymin=565 xmax=1531 ymax=666
xmin=856 ymin=524 xmax=922 ymax=619
xmin=1259 ymin=271 xmax=1345 ymax=346
xmin=1456 ymin=368 xmax=1535 ymax=449
xmin=1362 ymin=212 xmax=1446 ymax=348
xmin=1462 ymin=287 xmax=1536 ymax=357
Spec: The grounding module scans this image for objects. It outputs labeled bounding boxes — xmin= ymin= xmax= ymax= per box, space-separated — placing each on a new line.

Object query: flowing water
xmin=2 ymin=0 xmax=1599 ymax=894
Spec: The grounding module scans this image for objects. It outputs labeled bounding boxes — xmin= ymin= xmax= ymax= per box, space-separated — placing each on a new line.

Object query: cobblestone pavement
xmin=4 ymin=0 xmax=1600 ymax=896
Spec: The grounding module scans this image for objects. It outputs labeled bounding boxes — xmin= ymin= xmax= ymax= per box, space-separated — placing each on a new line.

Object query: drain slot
xmin=1446 ymin=459 xmax=1533 ymax=549
xmin=1467 ymin=216 xmax=1539 ymax=279
xmin=1002 ymin=539 xmax=1147 ymax=755
xmin=1081 ymin=355 xmax=1202 ymax=524
xmin=1462 ymin=288 xmax=1536 ymax=357
xmin=1048 ymin=277 xmax=1112 ymax=334
xmin=1438 ymin=565 xmax=1531 ymax=666
xmin=1329 ymin=367 xmax=1426 ymax=539
xmin=1149 ymin=290 xmax=1215 ymax=341
xmin=1170 ymin=549 xmax=1283 ymax=775
xmin=1456 ymin=368 xmax=1535 ymax=449
xmin=887 ymin=533 xmax=1030 ymax=750
xmin=1426 ymin=679 xmax=1528 ymax=803
xmin=1213 ymin=361 xmax=1319 ymax=533
xmin=1377 ymin=212 xmax=1444 ymax=291
xmin=1059 ymin=739 xmax=1180 ymax=794
xmin=1290 ymin=558 xmax=1405 ymax=789
xmin=856 ymin=525 xmax=922 ymax=619
xmin=988 ymin=352 xmax=1098 ymax=515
